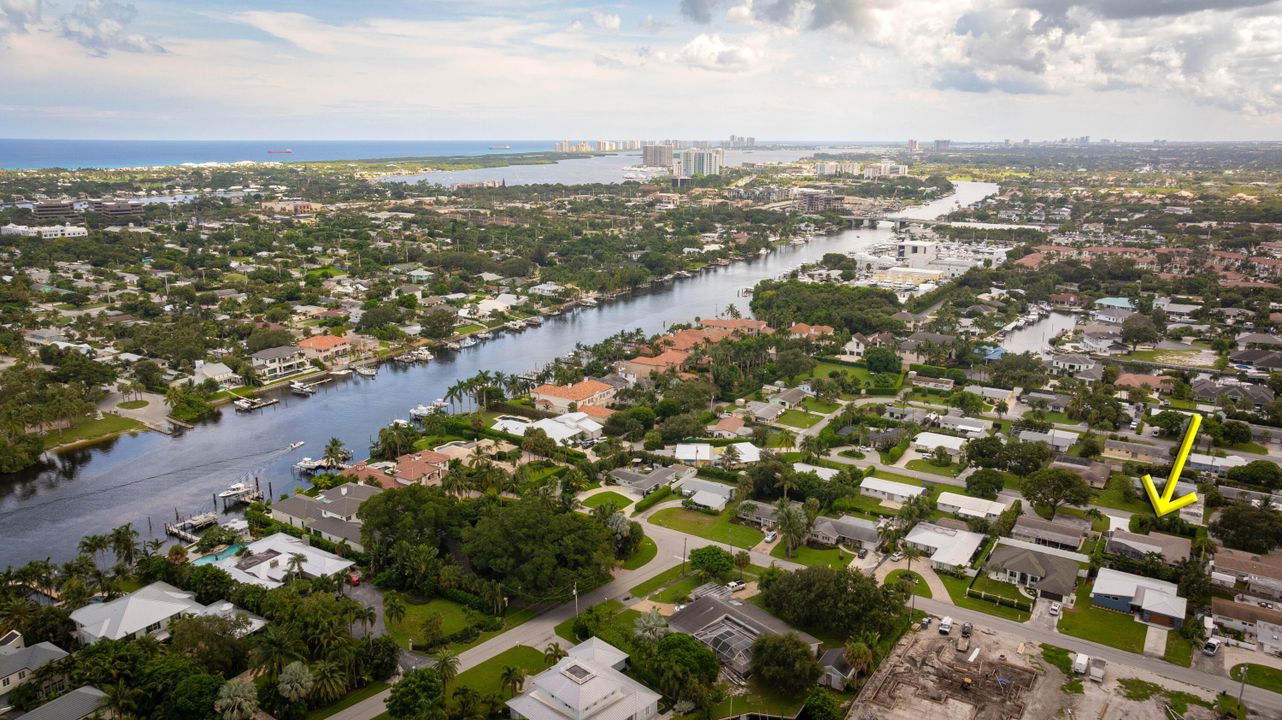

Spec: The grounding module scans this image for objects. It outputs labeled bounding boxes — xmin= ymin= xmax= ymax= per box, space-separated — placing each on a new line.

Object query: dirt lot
xmin=852 ymin=622 xmax=1227 ymax=720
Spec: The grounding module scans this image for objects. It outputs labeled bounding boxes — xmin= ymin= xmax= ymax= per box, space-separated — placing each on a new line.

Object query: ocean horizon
xmin=0 ymin=138 xmax=858 ymax=171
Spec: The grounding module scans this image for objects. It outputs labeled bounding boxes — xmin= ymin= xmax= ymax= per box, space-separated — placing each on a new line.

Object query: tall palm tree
xmin=214 ymin=680 xmax=258 ymax=720
xmin=104 ymin=680 xmax=139 ymax=718
xmin=78 ymin=534 xmax=110 ymax=565
xmin=286 ymin=552 xmax=307 ymax=581
xmin=543 ymin=642 xmax=567 ymax=666
xmin=500 ymin=665 xmax=526 ymax=697
xmin=775 ymin=499 xmax=807 ymax=559
xmin=323 ymin=437 xmax=349 ymax=467
xmin=441 ymin=471 xmax=469 ymax=498
xmin=310 ymin=660 xmax=348 ymax=704
xmin=775 ymin=428 xmax=796 ymax=452
xmin=843 ymin=640 xmax=874 ymax=682
xmin=434 ymin=649 xmax=460 ymax=689
xmin=110 ymin=524 xmax=139 ymax=567
xmin=384 ymin=591 xmax=407 ymax=628
xmin=278 ymin=661 xmax=314 ymax=704
xmin=453 ymin=686 xmax=482 ymax=719
xmin=250 ymin=625 xmax=304 ymax=678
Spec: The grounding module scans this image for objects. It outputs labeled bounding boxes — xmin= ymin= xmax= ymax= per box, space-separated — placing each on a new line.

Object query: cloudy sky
xmin=1 ymin=0 xmax=1280 ymax=140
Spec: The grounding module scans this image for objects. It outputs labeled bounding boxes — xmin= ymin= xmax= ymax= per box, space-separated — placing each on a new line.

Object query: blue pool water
xmin=192 ymin=543 xmax=244 ymax=566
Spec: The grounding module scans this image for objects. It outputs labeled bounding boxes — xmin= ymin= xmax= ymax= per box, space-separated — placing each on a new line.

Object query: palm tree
xmin=500 ymin=665 xmax=526 ymax=697
xmin=104 ymin=680 xmax=139 ymax=719
xmin=78 ymin=534 xmax=110 ymax=565
xmin=799 ymin=435 xmax=821 ymax=463
xmin=843 ymin=640 xmax=875 ymax=681
xmin=250 ymin=625 xmax=304 ymax=678
xmin=634 ymin=607 xmax=669 ymax=644
xmin=435 ymin=649 xmax=460 ymax=689
xmin=453 ymin=686 xmax=482 ymax=719
xmin=775 ymin=428 xmax=796 ymax=451
xmin=775 ymin=499 xmax=807 ymax=559
xmin=311 ymin=659 xmax=348 ymax=704
xmin=901 ymin=545 xmax=924 ymax=613
xmin=214 ymin=680 xmax=258 ymax=720
xmin=110 ymin=524 xmax=139 ymax=567
xmin=323 ymin=437 xmax=349 ymax=467
xmin=278 ymin=661 xmax=314 ymax=704
xmin=383 ymin=590 xmax=407 ymax=630
xmin=286 ymin=552 xmax=307 ymax=581
xmin=441 ymin=471 xmax=469 ymax=498
xmin=543 ymin=642 xmax=567 ymax=666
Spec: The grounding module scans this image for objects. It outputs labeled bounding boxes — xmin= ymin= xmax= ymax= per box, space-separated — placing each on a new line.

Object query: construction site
xmin=850 ymin=623 xmax=1231 ymax=720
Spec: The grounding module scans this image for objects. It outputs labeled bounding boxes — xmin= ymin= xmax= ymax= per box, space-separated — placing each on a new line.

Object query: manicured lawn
xmin=581 ymin=491 xmax=633 ymax=510
xmin=385 ymin=597 xmax=471 ymax=650
xmin=118 ymin=399 xmax=149 ymax=410
xmin=1164 ymin=632 xmax=1194 ymax=667
xmin=770 ymin=542 xmax=853 ymax=570
xmin=766 ymin=431 xmax=795 ymax=448
xmin=1230 ymin=663 xmax=1282 ymax=694
xmin=1166 ymin=398 xmax=1198 ymax=410
xmin=42 ymin=413 xmax=145 ymax=449
xmin=938 ymin=574 xmax=1030 ymax=622
xmin=836 ymin=492 xmax=891 ymax=517
xmin=808 ymin=361 xmax=873 ymax=384
xmin=648 ymin=507 xmax=764 ymax=548
xmin=970 ymin=573 xmax=1029 ymax=603
xmin=870 ymin=470 xmax=926 ymax=487
xmin=454 ymin=606 xmax=537 ymax=654
xmin=803 ymin=397 xmax=840 ymax=414
xmin=453 ymin=323 xmax=486 ymax=335
xmin=555 ymin=599 xmax=624 ymax=642
xmin=453 ymin=645 xmax=546 ymax=698
xmin=1229 ymin=441 xmax=1269 ymax=455
xmin=777 ymin=409 xmax=822 ymax=428
xmin=1091 ymin=475 xmax=1151 ymax=513
xmin=711 ymin=679 xmax=807 ymax=719
xmin=629 ymin=565 xmax=689 ymax=599
xmin=307 ymin=681 xmax=390 ymax=719
xmin=621 ymin=534 xmax=657 ymax=570
xmin=653 ymin=576 xmax=706 ymax=603
xmin=905 ymin=459 xmax=961 ymax=477
xmin=1040 ymin=411 xmax=1074 ymax=425
xmin=885 ymin=570 xmax=932 ymax=598
xmin=1057 ymin=585 xmax=1147 ymax=654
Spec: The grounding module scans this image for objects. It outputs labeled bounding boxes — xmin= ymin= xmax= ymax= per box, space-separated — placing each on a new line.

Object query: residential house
xmin=1191 ymin=379 xmax=1275 ymax=408
xmin=1049 ymin=354 xmax=1096 ymax=376
xmin=899 ymin=332 xmax=956 ymax=364
xmin=1051 ymin=458 xmax=1110 ymax=488
xmin=1090 ymin=568 xmax=1186 ymax=629
xmin=885 ymin=406 xmax=931 ymax=424
xmin=908 ymin=373 xmax=954 ymax=392
xmin=189 ymin=360 xmax=237 ymax=387
xmin=792 ymin=462 xmax=839 ymax=481
xmin=859 ymin=477 xmax=926 ymax=504
xmin=297 ymin=334 xmax=352 ymax=364
xmin=699 ymin=318 xmax=773 ymax=336
xmin=788 ymin=323 xmax=835 ymax=341
xmin=673 ymin=477 xmax=736 ymax=511
xmin=269 ymin=483 xmax=382 ymax=552
xmin=0 ymin=632 xmax=68 ymax=708
xmin=911 ymin=431 xmax=967 ymax=457
xmin=1237 ymin=332 xmax=1282 ymax=350
xmin=1103 ymin=440 xmax=1164 ymax=464
xmin=1024 ymin=391 xmax=1072 ymax=411
xmin=530 ymin=380 xmax=616 ymax=413
xmin=737 ymin=499 xmax=803 ymax=528
xmin=1018 ymin=428 xmax=1080 ymax=453
xmin=507 ymin=638 xmax=660 ymax=720
xmin=69 ymin=581 xmax=264 ymax=645
xmin=962 ymin=384 xmax=1017 ymax=407
xmin=19 ymin=686 xmax=108 ymax=720
xmin=985 ymin=545 xmax=1080 ymax=602
xmin=250 ymin=345 xmax=308 ymax=381
xmin=842 ymin=332 xmax=893 ymax=360
xmin=1212 ymin=548 xmax=1282 ymax=602
xmin=672 ymin=443 xmax=715 ymax=467
xmin=619 ymin=349 xmax=689 ymax=380
xmin=819 ymin=648 xmax=857 ymax=690
xmin=1210 ymin=598 xmax=1282 ymax=655
xmin=1105 ymin=530 xmax=1192 ymax=567
xmin=1093 ymin=307 xmax=1136 ymax=325
xmin=744 ymin=401 xmax=785 ymax=423
xmin=608 ymin=465 xmax=694 ymax=496
xmin=936 ymin=414 xmax=992 ymax=438
xmin=708 ymin=415 xmax=752 ymax=438
xmin=1186 ymin=452 xmax=1248 ymax=476
xmin=344 ymin=450 xmax=450 ymax=489
xmin=1012 ymin=515 xmax=1087 ymax=552
xmin=1115 ymin=373 xmax=1173 ymax=395
xmin=809 ymin=515 xmax=879 ymax=549
xmin=668 ymin=596 xmax=820 ymax=677
xmin=493 ymin=413 xmax=604 ymax=446
xmin=904 ymin=523 xmax=987 ymax=571
xmin=770 ymin=387 xmax=809 ymax=408
xmin=937 ymin=492 xmax=1010 ymax=521
xmin=213 ymin=533 xmax=354 ymax=589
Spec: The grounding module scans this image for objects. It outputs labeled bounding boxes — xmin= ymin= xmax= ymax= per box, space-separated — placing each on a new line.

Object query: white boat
xmin=477 ymin=331 xmax=493 ymax=340
xmin=329 ymin=368 xmax=352 ymax=377
xmin=391 ymin=418 xmax=411 ymax=427
xmin=218 ymin=482 xmax=250 ymax=498
xmin=526 ymin=316 xmax=543 ymax=325
xmin=294 ymin=457 xmax=334 ymax=472
xmin=445 ymin=342 xmax=460 ymax=350
xmin=758 ymin=248 xmax=769 ymax=255
xmin=290 ymin=381 xmax=315 ymax=395
xmin=410 ymin=404 xmax=435 ymax=418
xmin=288 ymin=440 xmax=305 ymax=450
xmin=580 ymin=297 xmax=598 ymax=307
xmin=412 ymin=348 xmax=434 ymax=361
xmin=458 ymin=337 xmax=477 ymax=348
xmin=355 ymin=366 xmax=377 ymax=377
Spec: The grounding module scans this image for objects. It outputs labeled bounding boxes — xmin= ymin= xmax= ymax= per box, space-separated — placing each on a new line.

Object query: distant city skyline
xmin=1 ymin=0 xmax=1281 ymax=140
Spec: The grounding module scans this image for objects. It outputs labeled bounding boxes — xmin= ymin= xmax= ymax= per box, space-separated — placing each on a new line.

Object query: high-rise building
xmin=907 ymin=139 xmax=920 ymax=152
xmin=642 ymin=144 xmax=674 ymax=167
xmin=678 ymin=148 xmax=724 ymax=176
xmin=934 ymin=139 xmax=951 ymax=151
xmin=32 ymin=200 xmax=77 ymax=219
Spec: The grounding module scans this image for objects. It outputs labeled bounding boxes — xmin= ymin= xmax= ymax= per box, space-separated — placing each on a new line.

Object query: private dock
xmin=165 ymin=512 xmax=218 ymax=543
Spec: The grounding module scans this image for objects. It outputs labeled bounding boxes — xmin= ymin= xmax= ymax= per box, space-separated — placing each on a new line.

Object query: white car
xmin=764 ymin=531 xmax=778 ymax=543
xmin=726 ymin=580 xmax=745 ymax=591
xmin=1048 ymin=601 xmax=1062 ymax=616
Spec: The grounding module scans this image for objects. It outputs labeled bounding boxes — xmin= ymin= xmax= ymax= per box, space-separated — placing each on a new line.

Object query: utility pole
xmin=573 ymin=581 xmax=579 ymax=617
xmin=1238 ymin=665 xmax=1248 ymax=709
xmin=682 ymin=537 xmax=688 ymax=575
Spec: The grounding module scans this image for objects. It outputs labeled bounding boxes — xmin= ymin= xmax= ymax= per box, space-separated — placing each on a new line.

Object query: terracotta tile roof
xmin=629 ymin=349 xmax=690 ymax=368
xmin=531 ymin=379 xmax=613 ymax=402
xmin=579 ymin=404 xmax=617 ymax=419
xmin=299 ymin=334 xmax=349 ymax=350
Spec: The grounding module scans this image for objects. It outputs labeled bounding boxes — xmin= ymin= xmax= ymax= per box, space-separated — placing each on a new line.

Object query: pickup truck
xmin=955 ymin=635 xmax=971 ymax=653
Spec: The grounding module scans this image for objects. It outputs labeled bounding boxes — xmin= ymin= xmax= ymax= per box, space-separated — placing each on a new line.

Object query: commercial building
xmin=0 ymin=224 xmax=88 ymax=239
xmin=31 ymin=200 xmax=77 ymax=219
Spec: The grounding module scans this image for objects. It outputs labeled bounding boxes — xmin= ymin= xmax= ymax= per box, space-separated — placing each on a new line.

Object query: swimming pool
xmin=192 ymin=543 xmax=244 ymax=566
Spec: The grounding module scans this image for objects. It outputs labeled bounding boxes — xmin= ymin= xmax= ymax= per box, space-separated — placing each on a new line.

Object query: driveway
xmin=343 ymin=580 xmax=431 ymax=671
xmin=873 ymin=558 xmax=950 ymax=600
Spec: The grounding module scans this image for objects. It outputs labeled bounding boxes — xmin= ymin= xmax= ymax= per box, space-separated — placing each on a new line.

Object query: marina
xmin=0 ymin=182 xmax=998 ymax=565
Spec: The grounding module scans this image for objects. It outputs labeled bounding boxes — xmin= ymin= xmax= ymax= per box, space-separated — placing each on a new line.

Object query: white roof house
xmin=673 ymin=477 xmax=735 ymax=504
xmin=720 ymin=442 xmax=762 ymax=464
xmin=904 ymin=523 xmax=986 ymax=570
xmin=674 ymin=443 xmax=715 ymax=464
xmin=213 ymin=533 xmax=353 ymax=589
xmin=793 ymin=462 xmax=839 ymax=481
xmin=689 ymin=490 xmax=729 ymax=512
xmin=912 ymin=431 xmax=968 ymax=454
xmin=507 ymin=638 xmax=660 ymax=720
xmin=859 ymin=477 xmax=926 ymax=502
xmin=1092 ymin=568 xmax=1187 ymax=623
xmin=494 ymin=413 xmax=604 ymax=444
xmin=69 ymin=581 xmax=265 ymax=645
xmin=937 ymin=492 xmax=1010 ymax=521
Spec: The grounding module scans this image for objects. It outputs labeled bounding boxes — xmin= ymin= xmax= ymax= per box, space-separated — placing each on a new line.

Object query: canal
xmin=0 ymin=181 xmax=998 ymax=566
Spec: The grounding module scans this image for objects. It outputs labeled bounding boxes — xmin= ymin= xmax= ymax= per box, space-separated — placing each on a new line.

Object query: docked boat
xmin=411 ymin=348 xmax=434 ymax=361
xmin=290 ymin=381 xmax=315 ymax=396
xmin=329 ymin=368 xmax=352 ymax=377
xmin=234 ymin=397 xmax=278 ymax=412
xmin=218 ymin=482 xmax=250 ymax=498
xmin=476 ymin=331 xmax=493 ymax=340
xmin=355 ymin=366 xmax=377 ymax=377
xmin=526 ymin=315 xmax=543 ymax=325
xmin=506 ymin=320 xmax=525 ymax=331
xmin=445 ymin=342 xmax=461 ymax=351
xmin=458 ymin=337 xmax=477 ymax=348
xmin=580 ymin=297 xmax=598 ymax=307
xmin=294 ymin=457 xmax=328 ymax=472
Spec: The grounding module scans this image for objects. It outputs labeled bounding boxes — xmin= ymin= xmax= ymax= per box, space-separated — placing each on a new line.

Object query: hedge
xmin=632 ymin=486 xmax=674 ymax=515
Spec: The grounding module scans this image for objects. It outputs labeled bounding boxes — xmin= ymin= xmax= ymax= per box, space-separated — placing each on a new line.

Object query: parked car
xmin=890 ymin=551 xmax=904 ymax=562
xmin=857 ymin=548 xmax=868 ymax=559
xmin=726 ymin=580 xmax=745 ymax=591
xmin=348 ymin=573 xmax=361 ymax=587
xmin=1048 ymin=601 xmax=1062 ymax=616
xmin=961 ymin=622 xmax=973 ymax=638
xmin=764 ymin=531 xmax=778 ymax=543
xmin=919 ymin=616 xmax=932 ymax=630
xmin=939 ymin=616 xmax=953 ymax=635
xmin=1202 ymin=638 xmax=1223 ymax=657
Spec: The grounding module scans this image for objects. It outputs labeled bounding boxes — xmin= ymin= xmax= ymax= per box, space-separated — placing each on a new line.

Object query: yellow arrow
xmin=1141 ymin=413 xmax=1201 ymax=517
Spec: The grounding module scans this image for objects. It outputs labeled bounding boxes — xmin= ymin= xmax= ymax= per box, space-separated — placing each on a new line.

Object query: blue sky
xmin=2 ymin=0 xmax=1281 ymax=140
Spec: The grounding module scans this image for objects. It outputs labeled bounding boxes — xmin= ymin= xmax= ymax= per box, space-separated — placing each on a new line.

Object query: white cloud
xmin=60 ymin=0 xmax=164 ymax=54
xmin=668 ymin=32 xmax=763 ymax=72
xmin=590 ymin=9 xmax=621 ymax=30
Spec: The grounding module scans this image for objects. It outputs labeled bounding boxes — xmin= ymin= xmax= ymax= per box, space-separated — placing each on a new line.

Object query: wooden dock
xmin=165 ymin=512 xmax=218 ymax=543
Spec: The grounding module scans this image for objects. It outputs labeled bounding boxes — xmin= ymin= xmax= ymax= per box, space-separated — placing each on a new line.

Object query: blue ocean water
xmin=0 ymin=139 xmax=558 ymax=170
